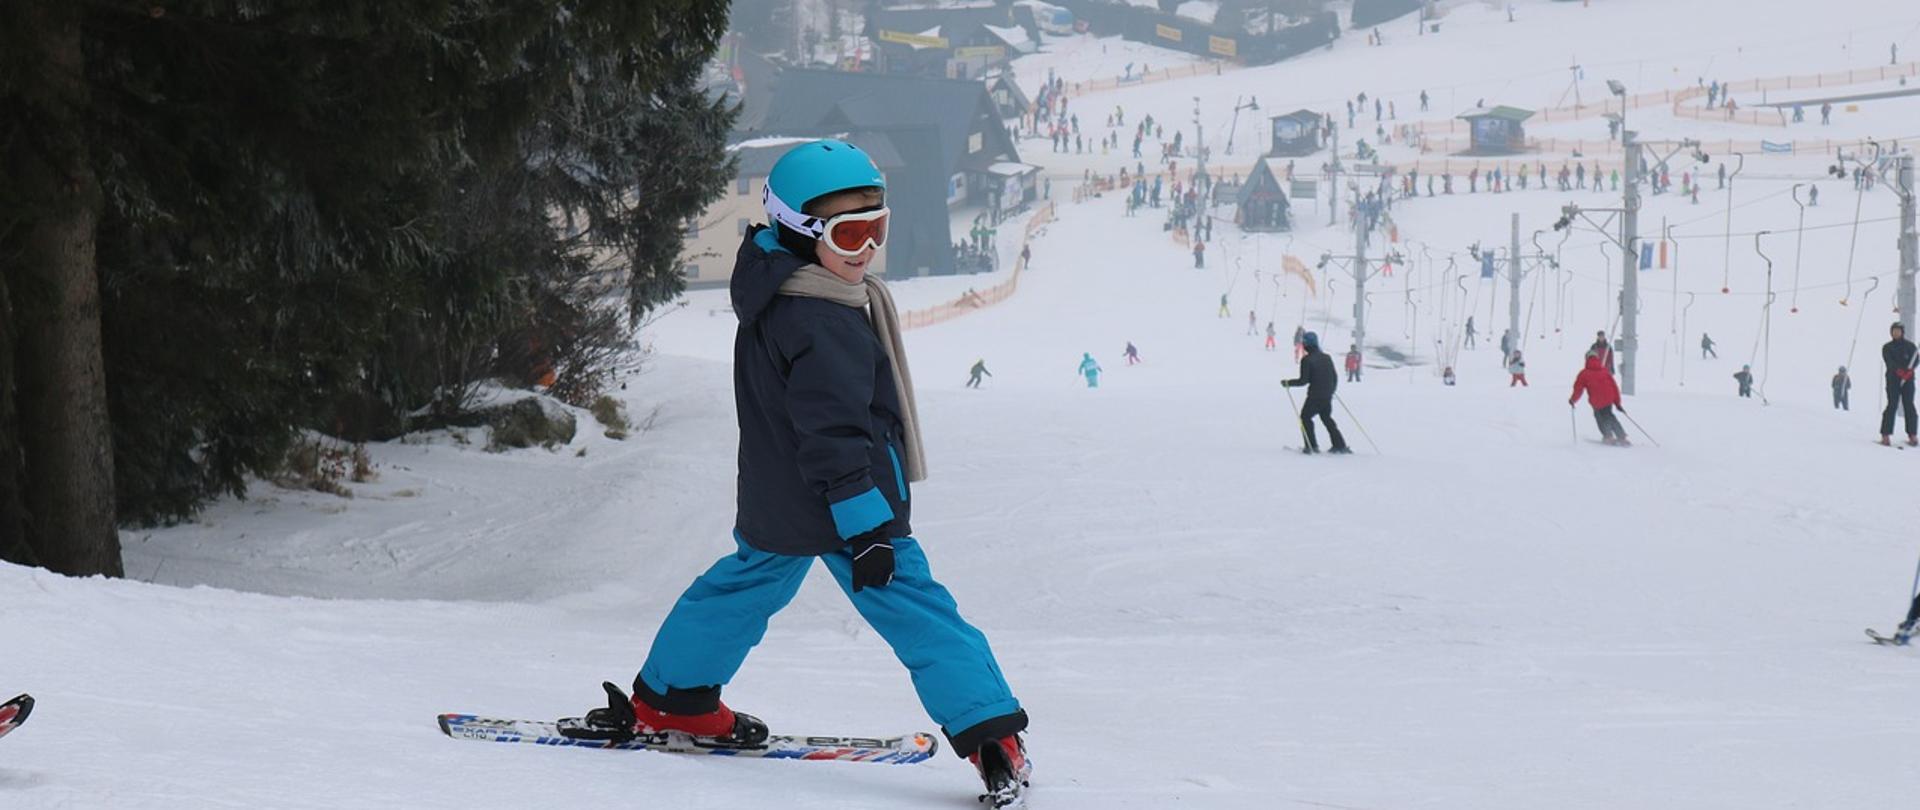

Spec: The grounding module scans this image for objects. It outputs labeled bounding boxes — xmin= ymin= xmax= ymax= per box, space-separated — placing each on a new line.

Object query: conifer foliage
xmin=0 ymin=0 xmax=734 ymax=574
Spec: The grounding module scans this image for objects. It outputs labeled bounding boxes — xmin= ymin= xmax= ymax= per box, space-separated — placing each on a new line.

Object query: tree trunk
xmin=5 ymin=2 xmax=122 ymax=577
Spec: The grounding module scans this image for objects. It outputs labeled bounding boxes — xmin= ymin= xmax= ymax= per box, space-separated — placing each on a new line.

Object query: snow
xmin=10 ymin=1 xmax=1920 ymax=807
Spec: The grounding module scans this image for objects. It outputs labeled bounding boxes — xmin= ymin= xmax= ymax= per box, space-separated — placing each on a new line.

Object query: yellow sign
xmin=1155 ymin=24 xmax=1182 ymax=42
xmin=955 ymin=45 xmax=1007 ymax=60
xmin=877 ymin=29 xmax=949 ymax=49
xmin=1208 ymin=35 xmax=1237 ymax=57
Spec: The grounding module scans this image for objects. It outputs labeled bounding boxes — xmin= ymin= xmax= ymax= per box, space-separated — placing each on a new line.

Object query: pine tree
xmin=0 ymin=0 xmax=733 ymax=573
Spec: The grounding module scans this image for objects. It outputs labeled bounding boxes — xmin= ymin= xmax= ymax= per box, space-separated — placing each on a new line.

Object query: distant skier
xmin=1833 ymin=365 xmax=1851 ymax=410
xmin=1570 ymin=354 xmax=1631 ymax=446
xmin=1588 ymin=330 xmax=1615 ymax=374
xmin=1733 ymin=364 xmax=1754 ymax=398
xmin=1464 ymin=316 xmax=1477 ymax=349
xmin=1124 ymin=341 xmax=1142 ymax=366
xmin=1193 ymin=240 xmax=1205 ymax=268
xmin=1700 ymin=332 xmax=1718 ymax=359
xmin=1344 ymin=345 xmax=1363 ymax=382
xmin=1265 ymin=322 xmax=1278 ymax=351
xmin=1498 ymin=328 xmax=1514 ymax=365
xmin=1219 ymin=292 xmax=1231 ymax=318
xmin=1507 ymin=351 xmax=1529 ymax=387
xmin=1020 ymin=244 xmax=1032 ymax=268
xmin=1247 ymin=310 xmax=1257 ymax=335
xmin=1442 ymin=366 xmax=1457 ymax=386
xmin=1282 ymin=331 xmax=1351 ymax=454
xmin=1291 ymin=325 xmax=1306 ymax=359
xmin=967 ymin=359 xmax=992 ymax=389
xmin=1078 ymin=352 xmax=1103 ymax=388
xmin=1880 ymin=321 xmax=1918 ymax=445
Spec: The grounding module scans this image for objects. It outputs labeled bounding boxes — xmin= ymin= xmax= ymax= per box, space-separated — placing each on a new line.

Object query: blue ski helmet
xmin=765 ymin=140 xmax=886 ymax=252
xmin=1301 ymin=331 xmax=1320 ymax=350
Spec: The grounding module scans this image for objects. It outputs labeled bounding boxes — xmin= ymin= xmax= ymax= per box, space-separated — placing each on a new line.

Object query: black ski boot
xmin=970 ymin=734 xmax=1031 ymax=808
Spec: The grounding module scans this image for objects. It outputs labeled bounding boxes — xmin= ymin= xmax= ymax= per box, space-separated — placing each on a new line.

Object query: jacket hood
xmin=1584 ymin=354 xmax=1604 ymax=371
xmin=730 ymin=226 xmax=810 ymax=323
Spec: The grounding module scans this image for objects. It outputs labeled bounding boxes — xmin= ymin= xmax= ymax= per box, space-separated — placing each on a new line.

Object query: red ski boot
xmin=970 ymin=734 xmax=1032 ymax=808
xmin=562 ymin=681 xmax=767 ymax=746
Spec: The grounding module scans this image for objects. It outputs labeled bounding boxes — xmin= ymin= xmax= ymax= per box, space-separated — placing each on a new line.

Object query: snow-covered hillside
xmin=7 ymin=1 xmax=1920 ymax=807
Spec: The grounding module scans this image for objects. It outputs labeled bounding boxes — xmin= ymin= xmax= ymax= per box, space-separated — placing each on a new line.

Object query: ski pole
xmin=1618 ymin=407 xmax=1661 ymax=447
xmin=1908 ymin=550 xmax=1920 ymax=601
xmin=1283 ymin=384 xmax=1310 ymax=450
xmin=1569 ymin=404 xmax=1578 ymax=446
xmin=1334 ymin=393 xmax=1381 ymax=454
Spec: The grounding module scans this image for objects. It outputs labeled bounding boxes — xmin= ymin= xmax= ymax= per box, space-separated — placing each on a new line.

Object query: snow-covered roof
xmin=726 ymin=137 xmax=821 ymax=153
xmin=988 ymin=162 xmax=1038 ymax=176
xmin=984 ymin=24 xmax=1035 ymax=53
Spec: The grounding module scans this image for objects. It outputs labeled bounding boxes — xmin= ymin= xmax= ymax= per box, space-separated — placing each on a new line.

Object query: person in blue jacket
xmin=1078 ymin=352 xmax=1103 ymax=387
xmin=572 ymin=140 xmax=1029 ymax=800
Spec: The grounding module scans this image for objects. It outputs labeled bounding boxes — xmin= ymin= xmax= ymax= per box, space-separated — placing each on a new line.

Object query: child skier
xmin=1079 ymin=352 xmax=1103 ymax=388
xmin=1124 ymin=341 xmax=1142 ymax=365
xmin=1508 ymin=351 xmax=1529 ymax=386
xmin=1701 ymin=332 xmax=1717 ymax=359
xmin=1833 ymin=365 xmax=1851 ymax=410
xmin=1443 ymin=366 xmax=1457 ymax=386
xmin=1265 ymin=322 xmax=1278 ymax=351
xmin=968 ymin=359 xmax=992 ymax=389
xmin=569 ymin=140 xmax=1029 ymax=803
xmin=1282 ymin=332 xmax=1351 ymax=454
xmin=1344 ymin=345 xmax=1363 ymax=382
xmin=1570 ymin=354 xmax=1630 ymax=446
xmin=1734 ymin=364 xmax=1754 ymax=398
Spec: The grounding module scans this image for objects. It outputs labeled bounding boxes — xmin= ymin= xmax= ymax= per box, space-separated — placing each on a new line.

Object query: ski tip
xmin=436 ymin=713 xmax=465 ymax=737
xmin=912 ymin=731 xmax=940 ymax=758
xmin=0 ymin=694 xmax=31 ymax=737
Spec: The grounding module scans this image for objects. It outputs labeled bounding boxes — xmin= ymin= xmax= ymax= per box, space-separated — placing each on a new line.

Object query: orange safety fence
xmin=1408 ymin=61 xmax=1920 ymax=135
xmin=902 ymin=202 xmax=1057 ymax=331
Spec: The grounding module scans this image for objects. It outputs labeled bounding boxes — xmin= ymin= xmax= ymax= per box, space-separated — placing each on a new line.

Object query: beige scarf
xmin=777 ymin=265 xmax=927 ymax=482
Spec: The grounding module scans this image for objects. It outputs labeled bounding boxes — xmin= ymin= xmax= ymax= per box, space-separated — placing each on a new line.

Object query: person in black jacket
xmin=579 ymin=141 xmax=1029 ymax=799
xmin=1283 ymin=331 xmax=1351 ymax=454
xmin=1881 ymin=321 xmax=1917 ymax=445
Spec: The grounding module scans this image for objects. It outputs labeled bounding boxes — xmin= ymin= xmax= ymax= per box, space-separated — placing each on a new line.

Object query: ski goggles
xmin=765 ymin=187 xmax=889 ymax=257
xmin=817 ymin=207 xmax=889 ymax=257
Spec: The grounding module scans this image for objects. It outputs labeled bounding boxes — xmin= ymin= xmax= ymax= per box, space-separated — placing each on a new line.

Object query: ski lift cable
xmin=1845 ymin=277 xmax=1883 ymax=375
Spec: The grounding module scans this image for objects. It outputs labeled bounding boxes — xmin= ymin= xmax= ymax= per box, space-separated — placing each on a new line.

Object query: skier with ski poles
xmin=1881 ymin=321 xmax=1917 ymax=446
xmin=1282 ymin=331 xmax=1351 ymax=454
xmin=565 ymin=140 xmax=1029 ymax=804
xmin=1570 ymin=353 xmax=1631 ymax=446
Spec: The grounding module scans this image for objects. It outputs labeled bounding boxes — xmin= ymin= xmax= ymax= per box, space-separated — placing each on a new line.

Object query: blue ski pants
xmin=639 ymin=535 xmax=1021 ymax=738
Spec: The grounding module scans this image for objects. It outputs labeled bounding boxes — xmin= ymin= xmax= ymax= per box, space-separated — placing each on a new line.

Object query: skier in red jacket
xmin=1570 ymin=354 xmax=1630 ymax=445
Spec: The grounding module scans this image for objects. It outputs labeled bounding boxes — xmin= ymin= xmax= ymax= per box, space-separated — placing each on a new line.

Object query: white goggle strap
xmin=764 ymin=186 xmax=826 ymax=239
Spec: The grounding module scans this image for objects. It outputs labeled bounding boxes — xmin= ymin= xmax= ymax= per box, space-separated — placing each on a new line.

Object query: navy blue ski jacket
xmin=729 ymin=226 xmax=912 ymax=556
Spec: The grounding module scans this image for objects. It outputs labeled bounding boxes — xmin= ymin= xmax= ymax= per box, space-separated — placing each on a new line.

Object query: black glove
xmin=848 ymin=529 xmax=895 ymax=592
